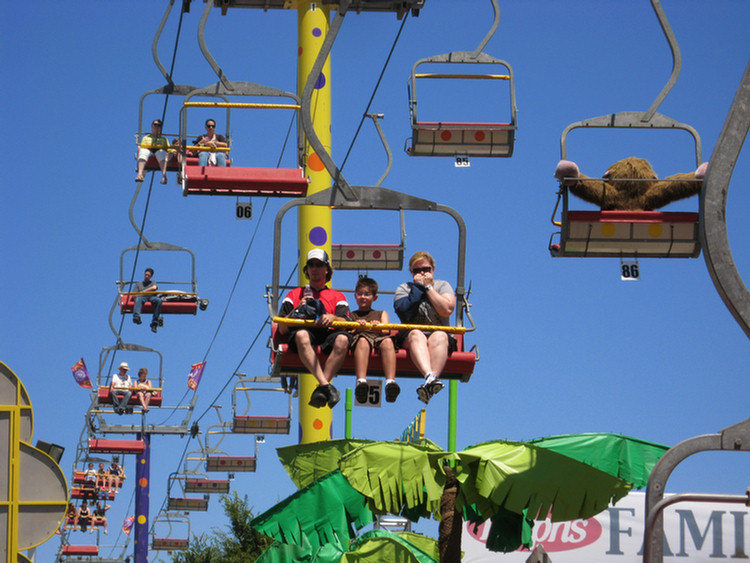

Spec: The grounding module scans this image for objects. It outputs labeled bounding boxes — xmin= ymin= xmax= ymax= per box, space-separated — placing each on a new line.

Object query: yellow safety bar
xmin=184 ymin=145 xmax=231 ymax=153
xmin=183 ymin=101 xmax=301 ymax=110
xmin=139 ymin=142 xmax=171 ymax=149
xmin=415 ymin=73 xmax=510 ymax=80
xmin=273 ymin=316 xmax=466 ymax=334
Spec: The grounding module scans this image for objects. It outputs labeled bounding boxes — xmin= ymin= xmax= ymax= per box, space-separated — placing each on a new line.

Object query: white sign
xmin=354 ymin=380 xmax=382 ymax=408
xmin=455 ymin=155 xmax=471 ymax=168
xmin=621 ymin=260 xmax=641 ymax=281
xmin=461 ymin=491 xmax=749 ymax=562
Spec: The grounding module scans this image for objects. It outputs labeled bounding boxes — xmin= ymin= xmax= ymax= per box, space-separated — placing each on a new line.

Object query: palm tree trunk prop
xmin=439 ymin=465 xmax=462 ymax=563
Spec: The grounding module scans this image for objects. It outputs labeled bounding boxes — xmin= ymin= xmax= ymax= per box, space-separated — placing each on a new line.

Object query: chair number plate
xmin=354 ymin=380 xmax=382 ymax=408
xmin=236 ymin=202 xmax=252 ymax=220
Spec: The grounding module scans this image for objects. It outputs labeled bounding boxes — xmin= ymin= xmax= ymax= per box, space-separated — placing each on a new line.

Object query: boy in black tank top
xmin=350 ymin=277 xmax=400 ymax=403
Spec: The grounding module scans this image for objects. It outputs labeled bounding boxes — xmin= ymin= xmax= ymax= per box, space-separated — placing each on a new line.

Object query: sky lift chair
xmin=178 ymin=0 xmax=308 ymax=197
xmin=232 ymin=376 xmax=293 ymax=435
xmin=204 ymin=414 xmax=260 ymax=472
xmin=549 ymin=0 xmax=703 ymax=259
xmin=406 ymin=0 xmax=517 ymax=158
xmin=151 ymin=512 xmax=190 ymax=551
xmin=116 ymin=242 xmax=208 ymax=318
xmin=268 ymin=0 xmax=478 ymax=382
xmin=166 ymin=471 xmax=209 ymax=512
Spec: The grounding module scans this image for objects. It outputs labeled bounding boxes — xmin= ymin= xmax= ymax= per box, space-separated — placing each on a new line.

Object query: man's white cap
xmin=306 ymin=248 xmax=329 ymax=264
xmin=119 ymin=362 xmax=130 ymax=370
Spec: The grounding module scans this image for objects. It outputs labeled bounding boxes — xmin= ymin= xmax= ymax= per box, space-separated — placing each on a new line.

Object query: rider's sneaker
xmin=325 ymin=384 xmax=341 ymax=408
xmin=417 ymin=379 xmax=443 ymax=404
xmin=309 ymin=385 xmax=328 ymax=408
xmin=385 ymin=381 xmax=400 ymax=403
xmin=355 ymin=380 xmax=369 ymax=403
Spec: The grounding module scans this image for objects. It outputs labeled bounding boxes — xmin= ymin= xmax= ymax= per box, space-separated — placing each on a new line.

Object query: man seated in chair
xmin=277 ymin=249 xmax=351 ymax=409
xmin=132 ymin=267 xmax=162 ymax=333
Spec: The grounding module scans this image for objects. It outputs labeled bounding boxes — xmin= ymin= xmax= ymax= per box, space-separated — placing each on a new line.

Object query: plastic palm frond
xmin=338 ymin=441 xmax=447 ymax=519
xmin=454 ymin=440 xmax=632 ymax=523
xmin=277 ymin=439 xmax=374 ymax=490
xmin=343 ymin=529 xmax=440 ymax=563
xmin=250 ymin=470 xmax=374 ymax=554
xmin=527 ymin=432 xmax=669 ymax=489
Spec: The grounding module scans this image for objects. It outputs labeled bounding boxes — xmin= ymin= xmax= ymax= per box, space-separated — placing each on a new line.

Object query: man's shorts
xmin=288 ymin=328 xmax=351 ymax=354
xmin=394 ymin=329 xmax=457 ymax=354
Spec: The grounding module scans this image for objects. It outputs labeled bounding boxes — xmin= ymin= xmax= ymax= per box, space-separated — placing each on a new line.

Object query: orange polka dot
xmin=601 ymin=223 xmax=616 ymax=237
xmin=648 ymin=224 xmax=663 ymax=238
xmin=308 ymin=152 xmax=325 ymax=172
xmin=313 ymin=419 xmax=323 ymax=430
xmin=139 ymin=477 xmax=148 ymax=487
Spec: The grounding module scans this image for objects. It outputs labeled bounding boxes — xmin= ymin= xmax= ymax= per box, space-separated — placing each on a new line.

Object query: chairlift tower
xmin=296 ymin=1 xmax=335 ymax=444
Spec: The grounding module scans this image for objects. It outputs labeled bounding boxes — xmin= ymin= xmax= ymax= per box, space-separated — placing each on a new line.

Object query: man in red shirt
xmin=278 ymin=249 xmax=351 ymax=408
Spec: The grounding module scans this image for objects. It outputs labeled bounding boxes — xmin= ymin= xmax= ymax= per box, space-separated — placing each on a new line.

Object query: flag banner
xmin=187 ymin=361 xmax=206 ymax=391
xmin=71 ymin=358 xmax=93 ymax=389
xmin=122 ymin=515 xmax=135 ymax=535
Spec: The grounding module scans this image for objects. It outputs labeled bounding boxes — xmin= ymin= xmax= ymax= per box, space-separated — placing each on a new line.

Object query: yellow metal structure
xmin=297 ymin=1 xmax=333 ymax=444
xmin=0 ymin=362 xmax=67 ymax=563
xmin=184 ymin=101 xmax=301 ymax=110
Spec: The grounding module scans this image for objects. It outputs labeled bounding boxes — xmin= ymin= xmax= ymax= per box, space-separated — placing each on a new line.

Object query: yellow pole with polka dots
xmin=298 ymin=2 xmax=333 ymax=444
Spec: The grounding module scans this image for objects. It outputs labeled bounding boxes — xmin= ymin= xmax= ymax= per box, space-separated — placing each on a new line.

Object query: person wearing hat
xmin=277 ymin=248 xmax=352 ymax=408
xmin=136 ymin=119 xmax=170 ymax=184
xmin=109 ymin=362 xmax=133 ymax=415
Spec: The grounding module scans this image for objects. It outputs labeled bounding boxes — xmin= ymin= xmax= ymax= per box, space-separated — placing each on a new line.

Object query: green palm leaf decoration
xmin=277 ymin=439 xmax=374 ymax=490
xmin=455 ymin=440 xmax=632 ymax=523
xmin=343 ymin=529 xmax=440 ymax=563
xmin=528 ymin=433 xmax=669 ymax=489
xmin=250 ymin=470 xmax=374 ymax=554
xmin=338 ymin=440 xmax=447 ymax=520
xmin=254 ymin=433 xmax=670 ymax=558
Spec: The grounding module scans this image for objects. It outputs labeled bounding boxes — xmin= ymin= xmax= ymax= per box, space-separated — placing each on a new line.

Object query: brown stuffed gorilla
xmin=554 ymin=157 xmax=707 ymax=211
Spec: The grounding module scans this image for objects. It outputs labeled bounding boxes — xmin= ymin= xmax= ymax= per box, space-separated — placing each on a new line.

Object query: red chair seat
xmin=119 ymin=294 xmax=198 ymax=315
xmin=183 ymin=165 xmax=308 ymax=197
xmin=88 ymin=438 xmax=145 ymax=455
xmin=97 ymin=387 xmax=162 ymax=407
xmin=270 ymin=326 xmax=475 ymax=382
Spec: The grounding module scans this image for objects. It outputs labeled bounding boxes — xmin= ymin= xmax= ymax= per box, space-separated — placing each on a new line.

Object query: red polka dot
xmin=298 ymin=46 xmax=303 ymax=56
xmin=346 ymin=250 xmax=355 ymax=259
xmin=441 ymin=130 xmax=452 ymax=142
xmin=373 ymin=250 xmax=381 ymax=259
xmin=474 ymin=131 xmax=486 ymax=141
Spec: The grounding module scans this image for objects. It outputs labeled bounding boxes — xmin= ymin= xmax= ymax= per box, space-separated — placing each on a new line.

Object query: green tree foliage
xmin=171 ymin=492 xmax=272 ymax=563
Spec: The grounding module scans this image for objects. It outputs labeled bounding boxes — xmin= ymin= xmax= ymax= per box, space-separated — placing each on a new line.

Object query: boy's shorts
xmin=350 ymin=331 xmax=392 ymax=351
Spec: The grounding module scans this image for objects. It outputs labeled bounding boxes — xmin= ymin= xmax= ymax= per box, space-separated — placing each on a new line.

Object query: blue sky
xmin=2 ymin=1 xmax=749 ymax=560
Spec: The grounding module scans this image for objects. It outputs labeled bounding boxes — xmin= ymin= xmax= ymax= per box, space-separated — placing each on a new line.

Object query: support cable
xmin=339 ymin=13 xmax=409 ymax=172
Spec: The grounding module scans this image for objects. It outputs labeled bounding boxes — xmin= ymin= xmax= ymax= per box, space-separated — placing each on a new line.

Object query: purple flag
xmin=71 ymin=358 xmax=93 ymax=389
xmin=122 ymin=515 xmax=135 ymax=535
xmin=187 ymin=361 xmax=206 ymax=391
